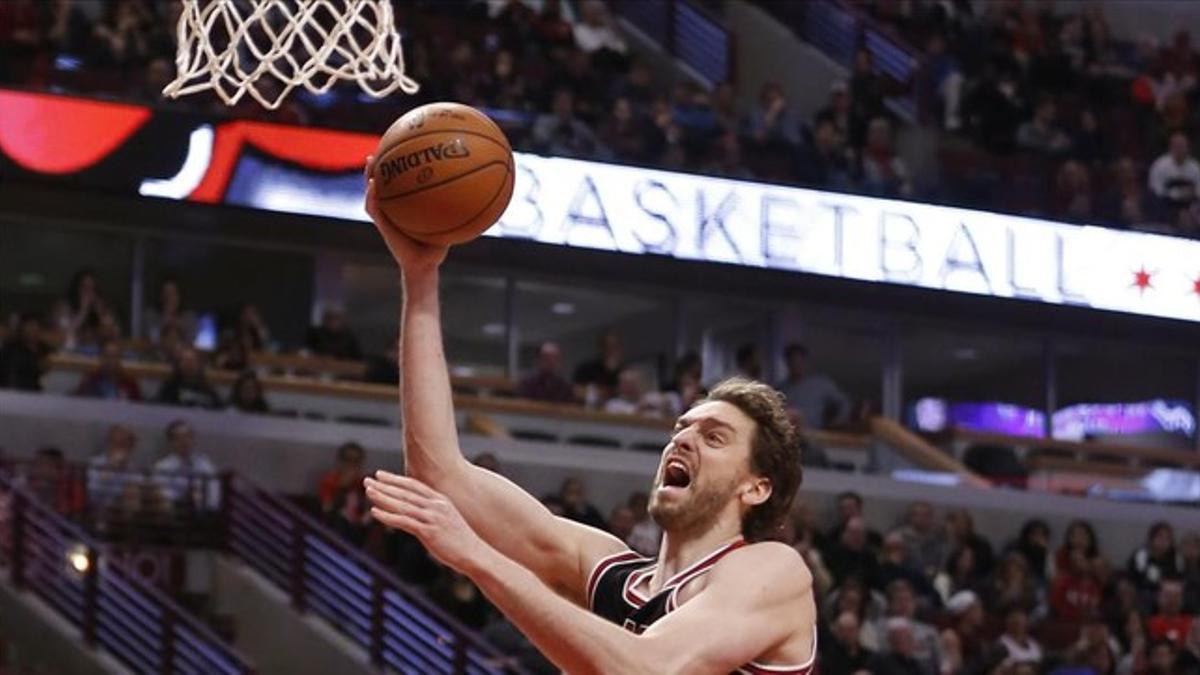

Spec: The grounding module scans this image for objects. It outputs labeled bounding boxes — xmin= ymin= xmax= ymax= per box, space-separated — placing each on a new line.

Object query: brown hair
xmin=703 ymin=377 xmax=801 ymax=542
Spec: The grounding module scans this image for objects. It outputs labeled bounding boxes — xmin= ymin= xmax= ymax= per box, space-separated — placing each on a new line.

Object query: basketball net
xmin=163 ymin=0 xmax=419 ymax=110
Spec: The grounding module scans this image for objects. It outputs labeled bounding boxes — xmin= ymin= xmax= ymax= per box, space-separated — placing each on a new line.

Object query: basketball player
xmin=360 ymin=161 xmax=816 ymax=674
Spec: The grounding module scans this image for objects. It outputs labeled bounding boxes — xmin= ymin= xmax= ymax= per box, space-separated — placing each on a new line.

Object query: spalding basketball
xmin=372 ymin=102 xmax=514 ymax=246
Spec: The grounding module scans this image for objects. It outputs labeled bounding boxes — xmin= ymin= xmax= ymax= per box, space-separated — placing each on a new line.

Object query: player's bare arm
xmin=365 ymin=474 xmax=815 ymax=675
xmin=364 ymin=162 xmax=625 ymax=601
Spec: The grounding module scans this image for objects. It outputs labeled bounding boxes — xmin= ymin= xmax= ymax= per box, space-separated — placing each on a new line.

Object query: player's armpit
xmin=638 ymin=542 xmax=815 ymax=675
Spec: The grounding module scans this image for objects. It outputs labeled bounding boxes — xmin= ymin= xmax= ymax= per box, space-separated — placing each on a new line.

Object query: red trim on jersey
xmin=586 ymin=550 xmax=649 ymax=611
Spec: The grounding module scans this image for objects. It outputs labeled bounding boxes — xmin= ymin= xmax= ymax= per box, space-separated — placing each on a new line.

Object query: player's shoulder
xmin=713 ymin=540 xmax=813 ymax=591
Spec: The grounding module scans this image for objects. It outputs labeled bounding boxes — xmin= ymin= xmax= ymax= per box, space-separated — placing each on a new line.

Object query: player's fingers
xmin=371 ymin=508 xmax=424 ymax=535
xmin=387 ymin=474 xmax=443 ymax=500
xmin=363 ymin=154 xmax=374 ymax=180
xmin=364 ymin=484 xmax=434 ymax=522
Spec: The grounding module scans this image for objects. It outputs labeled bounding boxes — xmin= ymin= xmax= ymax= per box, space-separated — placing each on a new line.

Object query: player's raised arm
xmin=363 ymin=163 xmax=624 ymax=601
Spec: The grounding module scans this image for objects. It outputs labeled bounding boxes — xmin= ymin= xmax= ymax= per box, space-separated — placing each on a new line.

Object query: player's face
xmin=648 ymin=401 xmax=758 ymax=535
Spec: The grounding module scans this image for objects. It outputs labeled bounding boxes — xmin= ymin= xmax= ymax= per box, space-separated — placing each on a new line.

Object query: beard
xmin=648 ymin=474 xmax=737 ymax=536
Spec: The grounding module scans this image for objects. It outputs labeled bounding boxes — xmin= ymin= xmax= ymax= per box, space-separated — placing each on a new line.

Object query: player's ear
xmin=741 ymin=476 xmax=772 ymax=508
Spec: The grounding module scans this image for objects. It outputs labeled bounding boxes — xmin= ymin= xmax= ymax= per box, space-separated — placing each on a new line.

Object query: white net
xmin=163 ymin=0 xmax=419 ymax=110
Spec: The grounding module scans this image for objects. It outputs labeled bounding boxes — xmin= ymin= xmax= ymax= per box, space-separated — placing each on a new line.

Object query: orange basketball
xmin=372 ymin=102 xmax=514 ymax=246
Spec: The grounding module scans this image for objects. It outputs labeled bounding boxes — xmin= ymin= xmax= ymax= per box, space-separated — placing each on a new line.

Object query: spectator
xmin=848 ymin=49 xmax=889 ymax=146
xmin=1071 ymin=109 xmax=1110 ymax=165
xmin=533 ymin=0 xmax=574 ymax=51
xmin=573 ymin=329 xmax=624 ymax=401
xmin=1147 ymin=640 xmax=1181 ymax=675
xmin=87 ymin=424 xmax=139 ymax=511
xmin=144 ymin=277 xmax=197 ymax=345
xmin=1016 ymin=98 xmax=1072 ymax=154
xmin=1010 ymin=519 xmax=1053 ymax=584
xmin=782 ymin=502 xmax=834 ymax=598
xmin=986 ymin=552 xmax=1041 ymax=615
xmin=555 ymin=477 xmax=605 ymax=530
xmin=20 ymin=447 xmax=85 ymax=517
xmin=317 ymin=442 xmax=372 ymax=545
xmin=997 ymin=606 xmax=1043 ymax=666
xmin=824 ymin=611 xmax=874 ymax=675
xmin=662 ymin=351 xmax=705 ymax=418
xmin=920 ymin=34 xmax=965 ymax=131
xmin=625 ymin=491 xmax=660 ymax=556
xmin=572 ymin=0 xmax=625 ymax=56
xmin=607 ymin=504 xmax=635 ymax=542
xmin=1053 ymin=160 xmax=1095 ymax=222
xmin=604 ymin=368 xmax=659 ymax=416
xmin=1148 ymin=132 xmax=1200 ymax=214
xmin=734 ymin=342 xmax=762 ymax=381
xmin=598 ymin=97 xmax=652 ymax=162
xmin=75 ymin=338 xmax=142 ymax=401
xmin=776 ymin=343 xmax=850 ymax=430
xmin=234 ymin=303 xmax=270 ymax=352
xmin=746 ymin=82 xmax=800 ymax=147
xmin=826 ymin=516 xmax=880 ymax=588
xmin=1104 ymin=157 xmax=1150 ymax=227
xmin=156 ymin=346 xmax=221 ymax=409
xmin=304 ymin=307 xmax=362 ymax=360
xmin=228 ymin=371 xmax=269 ymax=413
xmin=868 ymin=618 xmax=929 ymax=675
xmin=516 ymin=341 xmax=576 ymax=404
xmin=1056 ymin=520 xmax=1102 ymax=575
xmin=875 ymin=579 xmax=943 ymax=674
xmin=946 ymin=509 xmax=996 ymax=578
xmin=814 ymin=80 xmax=853 ymax=145
xmin=1149 ymin=579 xmax=1194 ymax=644
xmin=1130 ymin=522 xmax=1184 ymax=591
xmin=941 ymin=590 xmax=989 ymax=674
xmin=212 ymin=328 xmax=249 ymax=371
xmin=879 ymin=531 xmax=940 ymax=606
xmin=826 ymin=491 xmax=881 ymax=549
xmin=1051 ymin=548 xmax=1104 ymax=621
xmin=364 ymin=334 xmax=399 ymax=385
xmin=795 ymin=117 xmax=852 ymax=189
xmin=531 ymin=88 xmax=604 ymax=159
xmin=703 ymin=132 xmax=754 ymax=180
xmin=898 ymin=501 xmax=948 ymax=581
xmin=941 ymin=546 xmax=987 ymax=601
xmin=859 ymin=117 xmax=914 ymax=198
xmin=0 ymin=313 xmax=47 ymax=391
xmin=59 ymin=269 xmax=109 ymax=349
xmin=964 ymin=65 xmax=1025 ymax=154
xmin=153 ymin=419 xmax=220 ymax=511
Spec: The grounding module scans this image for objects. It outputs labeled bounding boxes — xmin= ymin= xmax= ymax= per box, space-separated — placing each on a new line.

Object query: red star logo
xmin=1131 ymin=267 xmax=1154 ymax=294
xmin=1193 ymin=275 xmax=1200 ymax=297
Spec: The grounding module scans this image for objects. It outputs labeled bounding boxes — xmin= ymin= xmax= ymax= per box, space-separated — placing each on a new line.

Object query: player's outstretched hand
xmin=365 ymin=471 xmax=487 ymax=573
xmin=364 ymin=155 xmax=448 ymax=275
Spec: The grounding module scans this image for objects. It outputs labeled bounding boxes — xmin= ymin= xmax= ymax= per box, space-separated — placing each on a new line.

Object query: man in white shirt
xmin=1148 ymin=132 xmax=1200 ymax=209
xmin=153 ymin=419 xmax=220 ymax=511
xmin=573 ymin=0 xmax=627 ymax=55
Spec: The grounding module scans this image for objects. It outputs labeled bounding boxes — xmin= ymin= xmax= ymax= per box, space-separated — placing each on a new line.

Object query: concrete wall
xmin=0 ymin=576 xmax=132 ymax=675
xmin=209 ymin=555 xmax=375 ymax=675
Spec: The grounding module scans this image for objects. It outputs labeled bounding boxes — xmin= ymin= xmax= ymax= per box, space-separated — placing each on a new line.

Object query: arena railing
xmin=0 ymin=470 xmax=255 ymax=675
xmin=224 ymin=473 xmax=522 ymax=674
xmin=613 ymin=0 xmax=735 ymax=87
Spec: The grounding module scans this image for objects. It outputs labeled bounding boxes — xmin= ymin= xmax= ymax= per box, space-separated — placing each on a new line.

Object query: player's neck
xmin=651 ymin=521 xmax=743 ymax=593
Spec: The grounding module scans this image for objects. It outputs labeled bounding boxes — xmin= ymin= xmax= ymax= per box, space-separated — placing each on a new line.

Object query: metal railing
xmin=0 ymin=470 xmax=255 ymax=675
xmin=225 ymin=474 xmax=522 ymax=674
xmin=614 ymin=0 xmax=735 ymax=87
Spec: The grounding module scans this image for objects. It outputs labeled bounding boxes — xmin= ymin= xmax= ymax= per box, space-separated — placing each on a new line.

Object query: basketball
xmin=371 ymin=102 xmax=515 ymax=246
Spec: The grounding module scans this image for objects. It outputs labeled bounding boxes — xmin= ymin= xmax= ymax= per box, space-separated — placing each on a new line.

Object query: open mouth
xmin=662 ymin=459 xmax=692 ymax=489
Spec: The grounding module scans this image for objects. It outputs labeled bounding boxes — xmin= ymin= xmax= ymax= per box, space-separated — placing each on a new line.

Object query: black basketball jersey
xmin=585 ymin=538 xmax=817 ymax=675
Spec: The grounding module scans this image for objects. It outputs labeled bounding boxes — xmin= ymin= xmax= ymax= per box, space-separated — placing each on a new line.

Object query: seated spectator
xmin=814 ymin=80 xmax=853 ymax=146
xmin=826 ymin=516 xmax=880 ymax=588
xmin=795 ymin=118 xmax=852 ymax=190
xmin=986 ymin=552 xmax=1041 ymax=615
xmin=898 ymin=501 xmax=948 ymax=581
xmin=625 ymin=491 xmax=660 ymax=556
xmin=156 ymin=346 xmax=221 ymax=409
xmin=1103 ymin=157 xmax=1150 ymax=227
xmin=824 ymin=610 xmax=874 ymax=675
xmin=144 ymin=277 xmax=197 ymax=344
xmin=228 ymin=371 xmax=269 ymax=413
xmin=19 ymin=447 xmax=85 ymax=517
xmin=1051 ymin=549 xmax=1104 ymax=621
xmin=555 ymin=477 xmax=605 ymax=530
xmin=604 ymin=368 xmax=661 ymax=416
xmin=662 ymin=351 xmax=706 ymax=417
xmin=945 ymin=508 xmax=995 ymax=578
xmin=1053 ymin=160 xmax=1095 ymax=222
xmin=746 ymin=82 xmax=801 ymax=147
xmin=0 ymin=313 xmax=47 ymax=391
xmin=533 ymin=0 xmax=575 ymax=51
xmin=304 ymin=307 xmax=362 ymax=360
xmin=849 ymin=49 xmax=890 ymax=146
xmin=1129 ymin=522 xmax=1184 ymax=591
xmin=1056 ymin=519 xmax=1102 ymax=575
xmin=87 ymin=424 xmax=139 ymax=511
xmin=997 ymin=606 xmax=1043 ymax=667
xmin=1148 ymin=132 xmax=1200 ymax=215
xmin=151 ymin=321 xmax=185 ymax=363
xmin=572 ymin=0 xmax=626 ymax=56
xmin=868 ymin=618 xmax=929 ymax=675
xmin=776 ymin=343 xmax=850 ymax=429
xmin=532 ymin=88 xmax=604 ymax=159
xmin=941 ymin=591 xmax=990 ymax=673
xmin=516 ymin=341 xmax=576 ymax=404
xmin=212 ymin=328 xmax=250 ymax=371
xmin=317 ymin=442 xmax=372 ymax=545
xmin=1149 ymin=579 xmax=1194 ymax=644
xmin=574 ymin=329 xmax=624 ymax=402
xmin=875 ymin=580 xmax=942 ymax=674
xmin=364 ymin=335 xmax=399 ymax=385
xmin=75 ymin=338 xmax=142 ymax=401
xmin=1008 ymin=519 xmax=1053 ymax=584
xmin=879 ymin=531 xmax=940 ymax=606
xmin=826 ymin=491 xmax=881 ymax=549
xmin=1016 ymin=98 xmax=1071 ymax=154
xmin=858 ymin=117 xmax=914 ymax=198
xmin=235 ymin=303 xmax=270 ymax=352
xmin=941 ymin=546 xmax=988 ymax=601
xmin=153 ymin=419 xmax=220 ymax=511
xmin=703 ymin=132 xmax=754 ymax=180
xmin=598 ymin=97 xmax=653 ymax=162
